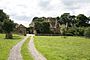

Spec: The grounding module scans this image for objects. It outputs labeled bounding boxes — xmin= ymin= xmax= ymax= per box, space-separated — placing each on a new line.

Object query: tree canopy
xmin=0 ymin=9 xmax=15 ymax=39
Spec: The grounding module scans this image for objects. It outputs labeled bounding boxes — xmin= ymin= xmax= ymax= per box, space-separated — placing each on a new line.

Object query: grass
xmin=34 ymin=36 xmax=90 ymax=60
xmin=0 ymin=34 xmax=24 ymax=60
xmin=21 ymin=36 xmax=33 ymax=60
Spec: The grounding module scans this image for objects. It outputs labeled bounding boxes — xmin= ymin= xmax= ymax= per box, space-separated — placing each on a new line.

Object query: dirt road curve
xmin=8 ymin=34 xmax=30 ymax=60
xmin=28 ymin=34 xmax=47 ymax=60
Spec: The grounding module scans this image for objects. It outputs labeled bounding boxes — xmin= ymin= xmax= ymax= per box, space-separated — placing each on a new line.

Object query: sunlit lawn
xmin=34 ymin=36 xmax=90 ymax=60
xmin=0 ymin=34 xmax=24 ymax=60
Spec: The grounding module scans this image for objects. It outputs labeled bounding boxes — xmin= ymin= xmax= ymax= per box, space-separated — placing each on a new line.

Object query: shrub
xmin=76 ymin=27 xmax=84 ymax=36
xmin=65 ymin=27 xmax=75 ymax=36
xmin=65 ymin=27 xmax=85 ymax=36
xmin=65 ymin=33 xmax=73 ymax=36
xmin=84 ymin=27 xmax=90 ymax=38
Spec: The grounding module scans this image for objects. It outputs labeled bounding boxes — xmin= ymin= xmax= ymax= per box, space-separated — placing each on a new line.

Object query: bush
xmin=84 ymin=27 xmax=90 ymax=38
xmin=65 ymin=33 xmax=73 ymax=36
xmin=76 ymin=27 xmax=84 ymax=36
xmin=65 ymin=27 xmax=85 ymax=36
xmin=65 ymin=27 xmax=75 ymax=36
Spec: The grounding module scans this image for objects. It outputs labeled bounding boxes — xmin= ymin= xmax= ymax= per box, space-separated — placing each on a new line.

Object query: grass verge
xmin=21 ymin=36 xmax=33 ymax=60
xmin=34 ymin=36 xmax=90 ymax=60
xmin=0 ymin=34 xmax=24 ymax=60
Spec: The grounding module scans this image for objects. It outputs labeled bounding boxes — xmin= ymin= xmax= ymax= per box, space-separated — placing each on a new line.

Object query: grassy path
xmin=0 ymin=34 xmax=23 ymax=60
xmin=8 ymin=34 xmax=30 ymax=60
xmin=34 ymin=36 xmax=90 ymax=60
xmin=21 ymin=36 xmax=33 ymax=60
xmin=28 ymin=35 xmax=47 ymax=60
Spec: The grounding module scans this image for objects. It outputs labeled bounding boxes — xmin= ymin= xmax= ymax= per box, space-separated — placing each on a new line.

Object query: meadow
xmin=0 ymin=34 xmax=24 ymax=60
xmin=34 ymin=36 xmax=90 ymax=60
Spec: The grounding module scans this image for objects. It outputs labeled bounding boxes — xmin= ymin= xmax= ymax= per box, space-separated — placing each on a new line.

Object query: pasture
xmin=34 ymin=36 xmax=90 ymax=60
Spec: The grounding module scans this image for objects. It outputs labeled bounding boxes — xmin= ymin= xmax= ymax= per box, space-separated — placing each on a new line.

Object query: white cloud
xmin=0 ymin=0 xmax=90 ymax=27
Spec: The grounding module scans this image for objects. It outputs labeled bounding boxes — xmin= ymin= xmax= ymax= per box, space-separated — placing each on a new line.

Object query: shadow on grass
xmin=3 ymin=35 xmax=22 ymax=40
xmin=13 ymin=36 xmax=21 ymax=39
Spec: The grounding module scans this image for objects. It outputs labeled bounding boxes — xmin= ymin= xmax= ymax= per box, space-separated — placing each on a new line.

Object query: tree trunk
xmin=66 ymin=23 xmax=68 ymax=30
xmin=5 ymin=32 xmax=13 ymax=39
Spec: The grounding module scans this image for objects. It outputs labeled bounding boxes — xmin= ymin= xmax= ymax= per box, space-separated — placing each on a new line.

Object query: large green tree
xmin=35 ymin=22 xmax=50 ymax=34
xmin=0 ymin=9 xmax=15 ymax=39
xmin=0 ymin=10 xmax=8 ymax=33
xmin=0 ymin=10 xmax=8 ymax=22
xmin=76 ymin=14 xmax=89 ymax=27
xmin=60 ymin=13 xmax=71 ymax=30
xmin=3 ymin=19 xmax=15 ymax=39
xmin=69 ymin=15 xmax=76 ymax=27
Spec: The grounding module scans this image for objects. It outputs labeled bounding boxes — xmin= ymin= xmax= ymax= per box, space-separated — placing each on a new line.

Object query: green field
xmin=0 ymin=34 xmax=24 ymax=60
xmin=34 ymin=36 xmax=90 ymax=60
xmin=21 ymin=36 xmax=33 ymax=60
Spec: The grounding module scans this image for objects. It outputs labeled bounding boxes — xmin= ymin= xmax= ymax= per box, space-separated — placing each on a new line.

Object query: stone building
xmin=15 ymin=24 xmax=26 ymax=36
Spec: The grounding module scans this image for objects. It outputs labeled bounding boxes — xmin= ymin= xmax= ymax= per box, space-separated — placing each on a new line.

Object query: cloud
xmin=38 ymin=0 xmax=51 ymax=9
xmin=0 ymin=0 xmax=90 ymax=27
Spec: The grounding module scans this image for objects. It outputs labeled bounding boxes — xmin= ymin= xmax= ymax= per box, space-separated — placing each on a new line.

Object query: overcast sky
xmin=0 ymin=0 xmax=90 ymax=27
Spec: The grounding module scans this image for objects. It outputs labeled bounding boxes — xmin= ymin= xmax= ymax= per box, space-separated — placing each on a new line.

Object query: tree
xmin=33 ymin=17 xmax=44 ymax=22
xmin=3 ymin=19 xmax=15 ymax=39
xmin=60 ymin=24 xmax=66 ymax=35
xmin=42 ymin=22 xmax=51 ymax=33
xmin=35 ymin=22 xmax=43 ymax=33
xmin=35 ymin=22 xmax=51 ymax=34
xmin=76 ymin=14 xmax=89 ymax=27
xmin=56 ymin=16 xmax=60 ymax=20
xmin=0 ymin=21 xmax=3 ymax=33
xmin=0 ymin=10 xmax=8 ymax=22
xmin=69 ymin=15 xmax=76 ymax=27
xmin=0 ymin=10 xmax=8 ymax=33
xmin=60 ymin=13 xmax=71 ymax=30
xmin=84 ymin=27 xmax=90 ymax=38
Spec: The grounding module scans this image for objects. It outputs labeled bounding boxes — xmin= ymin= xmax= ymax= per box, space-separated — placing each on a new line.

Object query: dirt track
xmin=28 ymin=34 xmax=47 ymax=60
xmin=8 ymin=34 xmax=30 ymax=60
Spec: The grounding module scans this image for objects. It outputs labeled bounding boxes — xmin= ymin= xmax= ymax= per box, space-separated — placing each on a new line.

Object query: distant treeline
xmin=30 ymin=13 xmax=90 ymax=37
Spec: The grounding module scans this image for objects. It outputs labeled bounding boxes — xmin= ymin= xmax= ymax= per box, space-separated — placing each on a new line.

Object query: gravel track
xmin=8 ymin=34 xmax=30 ymax=60
xmin=28 ymin=35 xmax=47 ymax=60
